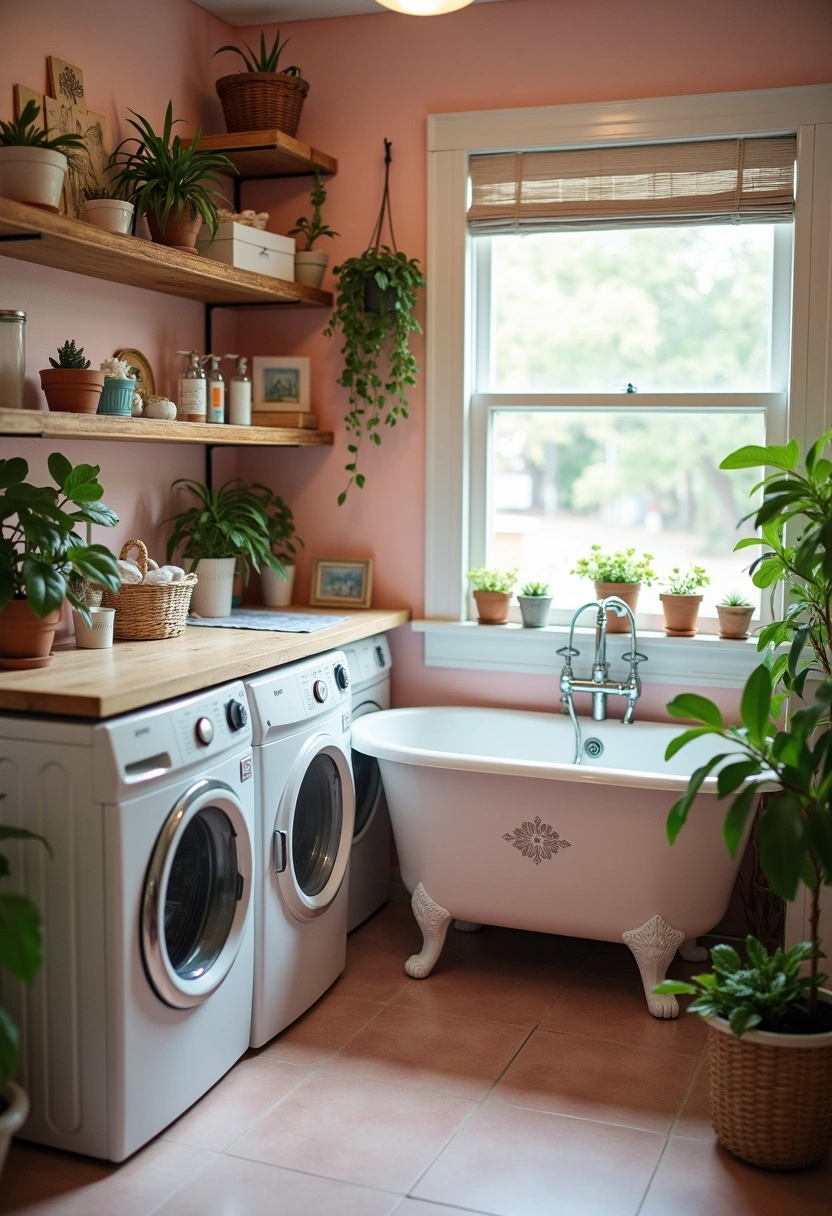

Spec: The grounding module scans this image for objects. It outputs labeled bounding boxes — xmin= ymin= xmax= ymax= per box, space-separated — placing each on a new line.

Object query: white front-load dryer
xmin=0 ymin=682 xmax=255 ymax=1161
xmin=245 ymin=652 xmax=354 ymax=1048
xmin=342 ymin=634 xmax=392 ymax=932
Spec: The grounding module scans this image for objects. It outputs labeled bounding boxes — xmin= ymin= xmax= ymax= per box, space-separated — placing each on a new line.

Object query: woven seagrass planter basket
xmin=707 ymin=990 xmax=832 ymax=1170
xmin=101 ymin=540 xmax=197 ymax=641
xmin=215 ymin=73 xmax=309 ymax=136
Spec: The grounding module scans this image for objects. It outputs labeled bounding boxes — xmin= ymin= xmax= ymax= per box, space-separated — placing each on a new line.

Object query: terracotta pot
xmin=39 ymin=368 xmax=105 ymax=414
xmin=294 ymin=250 xmax=328 ymax=289
xmin=0 ymin=601 xmax=61 ymax=666
xmin=473 ymin=590 xmax=511 ymax=625
xmin=0 ymin=1082 xmax=29 ymax=1179
xmin=595 ymin=582 xmax=640 ymax=633
xmin=717 ymin=604 xmax=754 ymax=639
xmin=660 ymin=593 xmax=703 ymax=637
xmin=146 ymin=210 xmax=203 ymax=250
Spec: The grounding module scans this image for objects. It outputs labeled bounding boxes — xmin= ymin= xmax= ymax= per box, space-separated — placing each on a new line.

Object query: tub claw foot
xmin=405 ymin=883 xmax=451 ymax=978
xmin=623 ymin=914 xmax=685 ymax=1020
xmin=678 ymin=938 xmax=708 ymax=963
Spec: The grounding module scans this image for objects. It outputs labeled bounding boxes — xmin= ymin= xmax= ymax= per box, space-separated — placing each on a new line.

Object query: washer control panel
xmin=246 ymin=652 xmax=351 ymax=739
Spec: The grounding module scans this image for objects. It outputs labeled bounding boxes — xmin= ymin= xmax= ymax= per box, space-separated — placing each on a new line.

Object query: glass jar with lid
xmin=0 ymin=310 xmax=26 ymax=410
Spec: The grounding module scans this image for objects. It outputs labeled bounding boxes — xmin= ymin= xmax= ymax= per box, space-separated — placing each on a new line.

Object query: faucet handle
xmin=556 ymin=645 xmax=580 ymax=662
xmin=621 ymin=650 xmax=648 ymax=668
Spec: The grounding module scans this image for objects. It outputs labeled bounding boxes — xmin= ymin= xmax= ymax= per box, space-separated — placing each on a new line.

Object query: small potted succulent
xmin=660 ymin=564 xmax=710 ymax=636
xmin=97 ymin=356 xmax=137 ymax=418
xmin=253 ymin=485 xmax=304 ymax=607
xmin=289 ymin=170 xmax=338 ymax=289
xmin=39 ymin=340 xmax=106 ymax=414
xmin=214 ymin=30 xmax=308 ymax=137
xmin=517 ymin=580 xmax=552 ymax=628
xmin=571 ymin=545 xmax=655 ymax=633
xmin=717 ymin=590 xmax=754 ymax=639
xmin=467 ymin=567 xmax=518 ymax=625
xmin=0 ymin=453 xmax=121 ymax=668
xmin=166 ymin=479 xmax=284 ymax=618
xmin=0 ymin=99 xmax=85 ymax=211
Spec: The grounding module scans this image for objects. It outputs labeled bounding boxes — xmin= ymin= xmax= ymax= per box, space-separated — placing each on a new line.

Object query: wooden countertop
xmin=0 ymin=607 xmax=410 ymax=719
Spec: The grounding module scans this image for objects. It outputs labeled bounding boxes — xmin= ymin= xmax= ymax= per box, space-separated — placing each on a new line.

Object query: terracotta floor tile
xmin=539 ymin=974 xmax=707 ymax=1054
xmin=229 ymin=1070 xmax=475 ymax=1193
xmin=0 ymin=1140 xmax=214 ymax=1216
xmin=640 ymin=1135 xmax=832 ymax=1216
xmin=352 ymin=900 xmax=423 ymax=950
xmin=322 ymin=1004 xmax=530 ymax=1100
xmin=159 ymin=1056 xmax=310 ymax=1152
xmin=413 ymin=1101 xmax=664 ymax=1216
xmin=257 ymin=992 xmax=385 ymax=1067
xmin=673 ymin=1058 xmax=713 ymax=1140
xmin=389 ymin=955 xmax=571 ymax=1028
xmin=490 ymin=1027 xmax=697 ymax=1134
xmin=153 ymin=1155 xmax=400 ymax=1216
xmin=333 ymin=935 xmax=414 ymax=1004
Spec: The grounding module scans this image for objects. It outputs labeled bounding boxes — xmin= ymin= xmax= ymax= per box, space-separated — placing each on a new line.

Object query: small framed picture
xmin=310 ymin=559 xmax=374 ymax=610
xmin=252 ymin=356 xmax=311 ymax=411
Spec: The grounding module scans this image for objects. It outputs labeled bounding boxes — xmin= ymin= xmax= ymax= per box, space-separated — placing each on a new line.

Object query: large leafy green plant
xmin=324 ymin=245 xmax=425 ymax=504
xmin=251 ymin=485 xmax=303 ymax=566
xmin=214 ymin=29 xmax=302 ymax=75
xmin=0 ymin=455 xmax=120 ymax=624
xmin=165 ymin=479 xmax=284 ymax=582
xmin=0 ymin=99 xmax=85 ymax=153
xmin=111 ymin=102 xmax=234 ymax=239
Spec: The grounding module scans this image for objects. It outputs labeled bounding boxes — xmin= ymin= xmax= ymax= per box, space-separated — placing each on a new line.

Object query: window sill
xmin=412 ymin=620 xmax=763 ymax=688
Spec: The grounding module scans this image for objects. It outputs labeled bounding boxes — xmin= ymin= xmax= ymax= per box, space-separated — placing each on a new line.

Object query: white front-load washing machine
xmin=245 ymin=652 xmax=354 ymax=1048
xmin=342 ymin=634 xmax=392 ymax=932
xmin=0 ymin=681 xmax=255 ymax=1161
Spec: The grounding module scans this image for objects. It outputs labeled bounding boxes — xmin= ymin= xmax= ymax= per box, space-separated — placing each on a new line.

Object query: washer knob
xmin=312 ymin=679 xmax=328 ymax=704
xmin=334 ymin=664 xmax=349 ymax=691
xmin=195 ymin=716 xmax=214 ymax=746
xmin=226 ymin=699 xmax=248 ymax=731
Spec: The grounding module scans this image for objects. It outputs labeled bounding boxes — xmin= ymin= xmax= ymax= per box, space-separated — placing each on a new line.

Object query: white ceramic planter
xmin=0 ymin=146 xmax=67 ymax=211
xmin=83 ymin=198 xmax=135 ymax=235
xmin=0 ymin=1083 xmax=29 ymax=1178
xmin=188 ymin=557 xmax=236 ymax=618
xmin=261 ymin=561 xmax=295 ymax=608
xmin=294 ymin=250 xmax=328 ymax=289
xmin=73 ymin=606 xmax=115 ymax=649
xmin=518 ymin=595 xmax=553 ymax=627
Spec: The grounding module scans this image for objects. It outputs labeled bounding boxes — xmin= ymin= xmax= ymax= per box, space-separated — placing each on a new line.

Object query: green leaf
xmin=740 ymin=665 xmax=772 ymax=748
xmin=21 ymin=558 xmax=65 ymax=618
xmin=710 ymin=943 xmax=743 ymax=973
xmin=720 ymin=440 xmax=799 ymax=471
xmin=717 ymin=759 xmax=762 ymax=799
xmin=0 ymin=893 xmax=43 ymax=983
xmin=723 ymin=784 xmax=759 ymax=857
xmin=729 ymin=1007 xmax=762 ymax=1038
xmin=665 ymin=727 xmax=718 ymax=761
xmin=0 ymin=1004 xmax=20 ymax=1088
xmin=47 ymin=451 xmax=72 ymax=490
xmin=653 ymin=981 xmax=698 ymax=995
xmin=0 ymin=458 xmax=28 ymax=489
xmin=758 ymin=793 xmax=807 ymax=900
xmin=0 ymin=826 xmax=51 ymax=854
xmin=665 ymin=694 xmax=723 ymax=728
xmin=666 ymin=754 xmax=729 ymax=844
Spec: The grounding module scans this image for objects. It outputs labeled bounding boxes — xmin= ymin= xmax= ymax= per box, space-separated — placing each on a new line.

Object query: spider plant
xmin=0 ymin=99 xmax=86 ymax=152
xmin=214 ymin=29 xmax=302 ymax=76
xmin=110 ymin=103 xmax=235 ymax=239
xmin=165 ymin=479 xmax=284 ymax=582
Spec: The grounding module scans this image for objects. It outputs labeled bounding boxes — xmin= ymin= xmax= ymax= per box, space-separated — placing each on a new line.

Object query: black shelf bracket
xmin=205 ymin=443 xmax=217 ymax=491
xmin=0 ymin=233 xmax=43 ymax=243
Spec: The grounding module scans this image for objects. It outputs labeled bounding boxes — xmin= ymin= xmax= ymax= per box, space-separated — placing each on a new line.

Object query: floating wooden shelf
xmin=0 ymin=199 xmax=332 ymax=307
xmin=186 ymin=130 xmax=337 ymax=180
xmin=0 ymin=409 xmax=333 ymax=448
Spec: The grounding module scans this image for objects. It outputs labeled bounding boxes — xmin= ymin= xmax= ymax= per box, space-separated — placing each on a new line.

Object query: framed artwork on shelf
xmin=309 ymin=559 xmax=373 ymax=610
xmin=252 ymin=356 xmax=310 ymax=412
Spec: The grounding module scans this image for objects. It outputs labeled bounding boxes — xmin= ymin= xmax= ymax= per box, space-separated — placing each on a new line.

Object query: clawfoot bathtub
xmin=351 ymin=707 xmax=754 ymax=1019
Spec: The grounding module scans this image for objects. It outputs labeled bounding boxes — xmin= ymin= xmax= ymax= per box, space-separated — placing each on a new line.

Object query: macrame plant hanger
xmin=369 ymin=138 xmax=397 ymax=254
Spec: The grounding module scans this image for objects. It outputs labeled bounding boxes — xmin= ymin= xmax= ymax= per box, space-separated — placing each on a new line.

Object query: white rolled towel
xmin=143 ymin=565 xmax=186 ymax=585
xmin=163 ymin=565 xmax=186 ymax=582
xmin=118 ymin=559 xmax=143 ymax=584
xmin=147 ymin=557 xmax=159 ymax=570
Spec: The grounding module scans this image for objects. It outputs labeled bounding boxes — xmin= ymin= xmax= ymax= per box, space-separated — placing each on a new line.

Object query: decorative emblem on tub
xmin=502 ymin=816 xmax=571 ymax=865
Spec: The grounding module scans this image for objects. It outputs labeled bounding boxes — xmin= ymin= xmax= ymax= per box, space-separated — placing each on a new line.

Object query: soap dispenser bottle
xmin=226 ymin=354 xmax=252 ymax=426
xmin=176 ymin=350 xmax=207 ymax=423
xmin=205 ymin=354 xmax=226 ymax=424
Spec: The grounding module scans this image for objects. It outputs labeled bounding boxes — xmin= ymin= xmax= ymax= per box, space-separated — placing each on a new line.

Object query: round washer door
xmin=142 ymin=778 xmax=252 ymax=1010
xmin=351 ymin=700 xmax=383 ymax=843
xmin=276 ymin=732 xmax=355 ymax=922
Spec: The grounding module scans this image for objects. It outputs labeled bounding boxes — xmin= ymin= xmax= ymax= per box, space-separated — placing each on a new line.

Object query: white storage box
xmin=196 ymin=222 xmax=295 ymax=281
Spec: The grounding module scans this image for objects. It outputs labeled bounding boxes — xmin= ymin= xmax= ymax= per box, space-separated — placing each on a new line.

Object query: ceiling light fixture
xmin=375 ymin=0 xmax=476 ymax=15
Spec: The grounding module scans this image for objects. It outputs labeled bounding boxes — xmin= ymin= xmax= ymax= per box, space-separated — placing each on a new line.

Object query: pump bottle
xmin=205 ymin=354 xmax=226 ymax=424
xmin=176 ymin=350 xmax=207 ymax=423
xmin=226 ymin=354 xmax=252 ymax=426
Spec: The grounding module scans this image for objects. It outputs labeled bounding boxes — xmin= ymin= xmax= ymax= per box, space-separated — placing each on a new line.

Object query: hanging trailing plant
xmin=324 ymin=139 xmax=425 ymax=505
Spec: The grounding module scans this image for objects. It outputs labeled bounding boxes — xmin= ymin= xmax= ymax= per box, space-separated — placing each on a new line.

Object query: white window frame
xmin=421 ymin=85 xmax=832 ymax=684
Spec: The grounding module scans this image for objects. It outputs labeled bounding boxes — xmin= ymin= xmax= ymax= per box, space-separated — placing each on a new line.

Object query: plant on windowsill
xmin=467 ymin=567 xmax=518 ymax=625
xmin=654 ymin=431 xmax=832 ymax=1171
xmin=251 ymin=484 xmax=304 ymax=608
xmin=288 ymin=169 xmax=338 ymax=290
xmin=0 ymin=453 xmax=120 ymax=668
xmin=660 ymin=564 xmax=710 ymax=637
xmin=0 ymin=98 xmax=85 ymax=211
xmin=213 ymin=30 xmax=308 ymax=137
xmin=518 ymin=580 xmax=552 ymax=629
xmin=717 ymin=591 xmax=754 ymax=640
xmin=39 ymin=339 xmax=106 ymax=415
xmin=570 ymin=545 xmax=655 ymax=634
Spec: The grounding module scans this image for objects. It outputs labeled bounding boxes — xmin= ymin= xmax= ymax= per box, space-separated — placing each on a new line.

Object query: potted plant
xmin=660 ymin=563 xmax=710 ymax=636
xmin=289 ymin=170 xmax=338 ymax=289
xmin=97 ymin=356 xmax=137 ymax=418
xmin=82 ymin=153 xmax=135 ymax=235
xmin=253 ymin=485 xmax=303 ymax=608
xmin=717 ymin=590 xmax=754 ymax=640
xmin=467 ymin=567 xmax=518 ymax=624
xmin=0 ymin=99 xmax=85 ymax=212
xmin=110 ymin=103 xmax=234 ymax=250
xmin=0 ymin=810 xmax=49 ymax=1180
xmin=39 ymin=340 xmax=106 ymax=414
xmin=165 ymin=479 xmax=283 ymax=618
xmin=518 ymin=580 xmax=552 ymax=628
xmin=0 ymin=453 xmax=121 ymax=668
xmin=570 ymin=545 xmax=655 ymax=633
xmin=213 ymin=30 xmax=308 ymax=137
